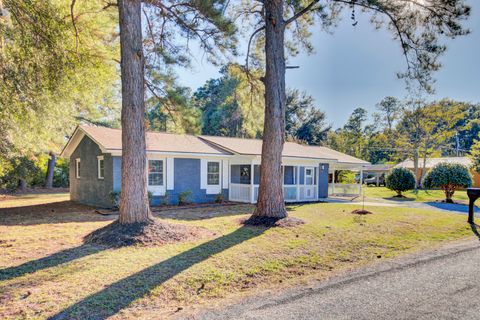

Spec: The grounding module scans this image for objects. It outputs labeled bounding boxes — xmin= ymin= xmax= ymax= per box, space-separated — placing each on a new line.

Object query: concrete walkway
xmin=196 ymin=239 xmax=480 ymax=320
xmin=326 ymin=197 xmax=480 ymax=216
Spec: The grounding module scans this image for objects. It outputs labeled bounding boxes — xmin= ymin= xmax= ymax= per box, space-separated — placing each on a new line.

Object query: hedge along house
xmin=61 ymin=125 xmax=369 ymax=207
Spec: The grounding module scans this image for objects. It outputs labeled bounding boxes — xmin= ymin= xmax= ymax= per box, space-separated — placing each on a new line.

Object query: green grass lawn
xmin=0 ymin=193 xmax=475 ymax=319
xmin=362 ymin=186 xmax=468 ymax=203
xmin=0 ymin=192 xmax=69 ymax=209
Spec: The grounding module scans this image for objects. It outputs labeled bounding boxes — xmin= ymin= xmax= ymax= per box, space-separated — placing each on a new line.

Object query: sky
xmin=176 ymin=3 xmax=480 ymax=129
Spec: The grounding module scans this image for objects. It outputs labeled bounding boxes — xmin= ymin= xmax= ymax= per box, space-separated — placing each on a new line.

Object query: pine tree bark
xmin=45 ymin=151 xmax=56 ymax=188
xmin=118 ymin=0 xmax=151 ymax=224
xmin=413 ymin=148 xmax=419 ymax=190
xmin=18 ymin=178 xmax=27 ymax=191
xmin=253 ymin=0 xmax=287 ymax=218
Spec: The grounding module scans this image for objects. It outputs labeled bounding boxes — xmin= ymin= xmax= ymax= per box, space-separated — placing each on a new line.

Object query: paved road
xmin=196 ymin=240 xmax=480 ymax=320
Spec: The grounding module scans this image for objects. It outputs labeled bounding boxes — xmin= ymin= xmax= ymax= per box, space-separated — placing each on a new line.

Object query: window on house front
xmin=240 ymin=165 xmax=251 ymax=184
xmin=97 ymin=156 xmax=105 ymax=179
xmin=148 ymin=160 xmax=163 ymax=186
xmin=207 ymin=161 xmax=220 ymax=185
xmin=75 ymin=158 xmax=81 ymax=178
xmin=283 ymin=166 xmax=295 ymax=185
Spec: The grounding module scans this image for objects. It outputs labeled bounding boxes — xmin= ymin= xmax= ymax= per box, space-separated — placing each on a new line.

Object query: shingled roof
xmin=200 ymin=136 xmax=369 ymax=164
xmin=61 ymin=125 xmax=230 ymax=157
xmin=62 ymin=125 xmax=369 ymax=165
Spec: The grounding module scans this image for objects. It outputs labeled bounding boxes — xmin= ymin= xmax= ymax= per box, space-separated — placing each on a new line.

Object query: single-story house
xmin=60 ymin=125 xmax=369 ymax=207
xmin=395 ymin=157 xmax=480 ymax=187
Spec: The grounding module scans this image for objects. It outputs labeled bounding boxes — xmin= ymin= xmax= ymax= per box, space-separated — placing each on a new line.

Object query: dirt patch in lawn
xmin=84 ymin=218 xmax=216 ymax=247
xmin=351 ymin=209 xmax=373 ymax=215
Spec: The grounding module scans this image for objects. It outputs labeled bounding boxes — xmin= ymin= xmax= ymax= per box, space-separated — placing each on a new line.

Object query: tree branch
xmin=284 ymin=0 xmax=319 ymax=25
xmin=70 ymin=0 xmax=79 ymax=52
xmin=245 ymin=25 xmax=265 ymax=74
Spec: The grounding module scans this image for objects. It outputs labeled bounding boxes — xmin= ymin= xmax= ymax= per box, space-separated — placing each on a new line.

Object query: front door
xmin=304 ymin=167 xmax=315 ymax=199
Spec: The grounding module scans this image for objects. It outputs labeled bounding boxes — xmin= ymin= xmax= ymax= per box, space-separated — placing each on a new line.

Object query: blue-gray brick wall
xmin=318 ymin=163 xmax=329 ymax=198
xmin=153 ymin=158 xmax=227 ymax=205
xmin=69 ymin=136 xmax=114 ymax=208
xmin=112 ymin=157 xmax=228 ymax=206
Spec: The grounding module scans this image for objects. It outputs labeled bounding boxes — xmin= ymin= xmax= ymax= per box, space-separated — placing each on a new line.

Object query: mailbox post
xmin=467 ymin=188 xmax=480 ymax=224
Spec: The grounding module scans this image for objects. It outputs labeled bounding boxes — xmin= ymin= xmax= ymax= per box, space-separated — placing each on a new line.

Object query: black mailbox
xmin=467 ymin=188 xmax=480 ymax=224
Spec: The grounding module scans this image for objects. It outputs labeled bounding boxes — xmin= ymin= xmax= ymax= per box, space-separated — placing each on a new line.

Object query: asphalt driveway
xmin=196 ymin=239 xmax=480 ymax=320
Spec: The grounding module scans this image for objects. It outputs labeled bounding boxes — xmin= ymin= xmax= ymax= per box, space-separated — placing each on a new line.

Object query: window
xmin=75 ymin=158 xmax=81 ymax=178
xmin=207 ymin=161 xmax=220 ymax=185
xmin=305 ymin=168 xmax=314 ymax=185
xmin=240 ymin=165 xmax=251 ymax=184
xmin=97 ymin=156 xmax=105 ymax=179
xmin=283 ymin=166 xmax=295 ymax=185
xmin=148 ymin=160 xmax=163 ymax=186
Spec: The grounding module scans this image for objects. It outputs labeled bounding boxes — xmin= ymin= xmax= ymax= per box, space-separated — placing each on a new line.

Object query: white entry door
xmin=304 ymin=167 xmax=315 ymax=200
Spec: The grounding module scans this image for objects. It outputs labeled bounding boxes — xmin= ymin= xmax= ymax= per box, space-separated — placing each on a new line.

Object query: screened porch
xmin=229 ymin=164 xmax=319 ymax=203
xmin=328 ymin=164 xmax=364 ymax=197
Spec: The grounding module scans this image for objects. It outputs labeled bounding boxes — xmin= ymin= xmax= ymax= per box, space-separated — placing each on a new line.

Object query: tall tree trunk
xmin=118 ymin=0 xmax=151 ymax=224
xmin=45 ymin=151 xmax=56 ymax=188
xmin=419 ymin=148 xmax=428 ymax=189
xmin=413 ymin=148 xmax=419 ymax=190
xmin=18 ymin=178 xmax=27 ymax=191
xmin=253 ymin=0 xmax=287 ymax=218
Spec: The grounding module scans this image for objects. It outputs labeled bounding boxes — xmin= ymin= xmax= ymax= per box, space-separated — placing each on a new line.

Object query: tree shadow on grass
xmin=49 ymin=225 xmax=268 ymax=320
xmin=424 ymin=201 xmax=479 ymax=214
xmin=0 ymin=244 xmax=106 ymax=282
xmin=0 ymin=201 xmax=112 ymax=226
xmin=382 ymin=196 xmax=415 ymax=202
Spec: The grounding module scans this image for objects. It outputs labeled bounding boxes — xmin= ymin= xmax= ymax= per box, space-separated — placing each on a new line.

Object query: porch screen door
xmin=305 ymin=167 xmax=315 ymax=199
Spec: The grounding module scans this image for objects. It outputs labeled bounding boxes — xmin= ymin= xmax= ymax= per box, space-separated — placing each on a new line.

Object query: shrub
xmin=337 ymin=170 xmax=356 ymax=184
xmin=385 ymin=167 xmax=416 ymax=197
xmin=147 ymin=191 xmax=153 ymax=205
xmin=161 ymin=191 xmax=170 ymax=206
xmin=215 ymin=193 xmax=224 ymax=203
xmin=178 ymin=190 xmax=193 ymax=205
xmin=424 ymin=163 xmax=472 ymax=203
xmin=52 ymin=157 xmax=69 ymax=188
xmin=0 ymin=154 xmax=69 ymax=191
xmin=0 ymin=156 xmax=39 ymax=191
xmin=109 ymin=191 xmax=121 ymax=209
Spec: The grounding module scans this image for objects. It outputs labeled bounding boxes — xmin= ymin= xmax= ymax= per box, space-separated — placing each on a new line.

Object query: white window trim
xmin=202 ymin=159 xmax=222 ymax=194
xmin=97 ymin=156 xmax=104 ymax=180
xmin=166 ymin=158 xmax=174 ymax=190
xmin=222 ymin=160 xmax=229 ymax=189
xmin=75 ymin=158 xmax=81 ymax=179
xmin=147 ymin=158 xmax=166 ymax=196
xmin=207 ymin=161 xmax=221 ymax=185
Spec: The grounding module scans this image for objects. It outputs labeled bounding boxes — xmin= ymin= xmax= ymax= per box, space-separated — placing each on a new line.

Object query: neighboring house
xmin=395 ymin=157 xmax=480 ymax=187
xmin=61 ymin=125 xmax=369 ymax=207
xmin=360 ymin=164 xmax=394 ymax=186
